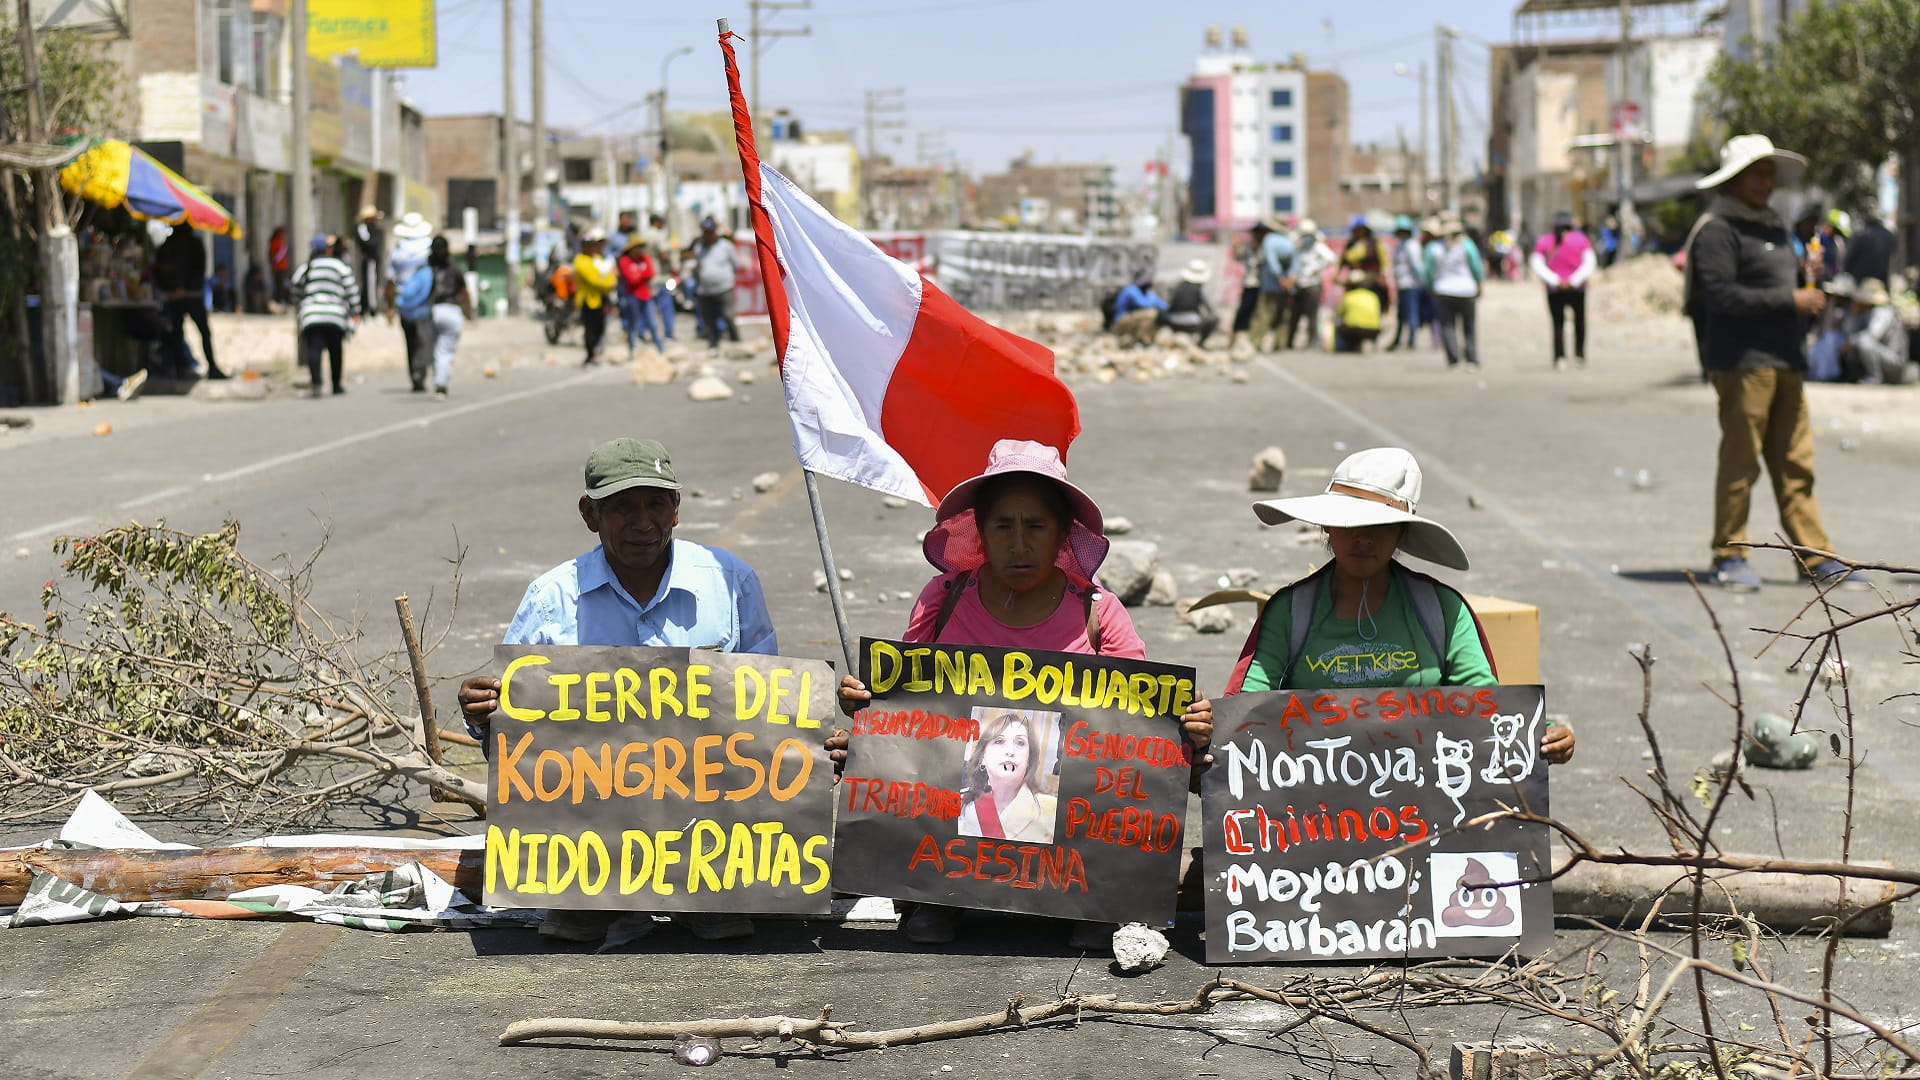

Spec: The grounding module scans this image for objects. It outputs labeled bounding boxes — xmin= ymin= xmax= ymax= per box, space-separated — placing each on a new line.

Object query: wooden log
xmin=1550 ymin=853 xmax=1898 ymax=937
xmin=0 ymin=846 xmax=486 ymax=906
xmin=1174 ymin=847 xmax=1897 ymax=937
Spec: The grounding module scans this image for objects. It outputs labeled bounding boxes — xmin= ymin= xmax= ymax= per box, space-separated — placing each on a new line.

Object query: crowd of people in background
xmin=537 ymin=210 xmax=746 ymax=367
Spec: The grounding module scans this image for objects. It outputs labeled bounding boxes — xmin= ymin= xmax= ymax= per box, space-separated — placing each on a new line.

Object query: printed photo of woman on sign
xmin=958 ymin=708 xmax=1062 ymax=844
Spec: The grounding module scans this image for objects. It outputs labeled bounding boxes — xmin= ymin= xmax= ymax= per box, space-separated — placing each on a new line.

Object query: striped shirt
xmin=292 ymin=256 xmax=362 ymax=330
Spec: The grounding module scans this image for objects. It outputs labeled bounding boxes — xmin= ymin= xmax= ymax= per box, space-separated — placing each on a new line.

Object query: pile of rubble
xmin=988 ymin=310 xmax=1257 ymax=384
xmin=1588 ymin=253 xmax=1687 ymax=324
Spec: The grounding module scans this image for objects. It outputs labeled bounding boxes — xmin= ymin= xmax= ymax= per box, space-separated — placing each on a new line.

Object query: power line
xmin=816 ymin=0 xmax=1026 ymax=18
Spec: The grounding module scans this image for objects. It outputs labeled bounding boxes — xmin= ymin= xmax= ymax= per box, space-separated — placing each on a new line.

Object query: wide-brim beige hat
xmin=1251 ymin=447 xmax=1469 ymax=570
xmin=1181 ymin=258 xmax=1210 ymax=284
xmin=1696 ymin=134 xmax=1807 ymax=190
xmin=1855 ymin=278 xmax=1892 ymax=306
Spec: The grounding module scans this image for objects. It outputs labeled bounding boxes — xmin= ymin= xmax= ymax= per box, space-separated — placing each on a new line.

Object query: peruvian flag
xmin=717 ymin=27 xmax=1079 ymax=506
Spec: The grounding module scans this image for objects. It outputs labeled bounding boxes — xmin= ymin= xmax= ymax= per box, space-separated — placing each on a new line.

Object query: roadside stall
xmin=59 ymin=139 xmax=240 ymax=394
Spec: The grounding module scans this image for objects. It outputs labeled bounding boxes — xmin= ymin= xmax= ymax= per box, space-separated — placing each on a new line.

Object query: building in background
xmin=1490 ymin=0 xmax=1719 ymax=234
xmin=974 ymin=153 xmax=1117 ymax=234
xmin=423 ymin=113 xmax=535 ymax=234
xmin=40 ymin=0 xmax=433 ymax=296
xmin=1721 ymin=0 xmax=1813 ymax=58
xmin=1180 ymin=25 xmax=1310 ymax=236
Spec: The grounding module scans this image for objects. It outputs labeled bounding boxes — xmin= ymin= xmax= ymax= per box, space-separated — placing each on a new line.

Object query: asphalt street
xmin=3 ymin=280 xmax=1918 ymax=1078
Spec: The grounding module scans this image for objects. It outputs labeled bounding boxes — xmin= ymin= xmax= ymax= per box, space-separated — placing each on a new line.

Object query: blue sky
xmin=398 ymin=2 xmax=1599 ymax=192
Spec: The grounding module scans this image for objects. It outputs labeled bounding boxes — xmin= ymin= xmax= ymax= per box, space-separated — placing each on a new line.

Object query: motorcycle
xmin=542 ymin=293 xmax=574 ymax=344
xmin=540 ymin=263 xmax=576 ymax=344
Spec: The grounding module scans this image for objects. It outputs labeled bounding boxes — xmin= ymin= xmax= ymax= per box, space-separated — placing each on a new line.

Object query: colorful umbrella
xmin=59 ymin=139 xmax=242 ymax=238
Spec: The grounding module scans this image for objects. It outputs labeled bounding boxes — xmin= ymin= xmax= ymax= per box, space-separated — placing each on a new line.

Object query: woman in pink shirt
xmin=1529 ymin=210 xmax=1598 ymax=369
xmin=830 ymin=439 xmax=1209 ymax=948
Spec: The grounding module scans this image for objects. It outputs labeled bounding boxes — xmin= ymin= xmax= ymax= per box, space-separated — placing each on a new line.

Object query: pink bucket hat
xmin=922 ymin=439 xmax=1110 ymax=583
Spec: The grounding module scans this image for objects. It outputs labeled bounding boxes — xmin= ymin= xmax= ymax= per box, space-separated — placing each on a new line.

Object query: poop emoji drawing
xmin=1439 ymin=856 xmax=1516 ymax=929
xmin=1427 ymin=851 xmax=1525 ymax=938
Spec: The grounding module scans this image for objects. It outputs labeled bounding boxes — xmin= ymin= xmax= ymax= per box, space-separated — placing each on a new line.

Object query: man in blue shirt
xmin=1110 ymin=267 xmax=1169 ymax=346
xmin=457 ymin=436 xmax=778 ymax=944
xmin=1249 ymin=214 xmax=1296 ymax=352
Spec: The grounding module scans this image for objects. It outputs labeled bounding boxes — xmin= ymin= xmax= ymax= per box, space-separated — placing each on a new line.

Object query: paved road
xmin=3 ymin=282 xmax=1917 ymax=1078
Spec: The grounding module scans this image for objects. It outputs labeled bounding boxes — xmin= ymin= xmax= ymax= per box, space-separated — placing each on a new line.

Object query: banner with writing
xmin=835 ymin=637 xmax=1197 ymax=925
xmin=483 ymin=646 xmax=837 ymax=915
xmin=1201 ymin=686 xmax=1553 ymax=963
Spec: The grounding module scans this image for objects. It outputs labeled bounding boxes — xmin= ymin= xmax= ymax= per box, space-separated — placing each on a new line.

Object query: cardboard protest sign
xmin=835 ymin=637 xmax=1197 ymax=925
xmin=1201 ymin=686 xmax=1553 ymax=963
xmin=483 ymin=646 xmax=837 ymax=915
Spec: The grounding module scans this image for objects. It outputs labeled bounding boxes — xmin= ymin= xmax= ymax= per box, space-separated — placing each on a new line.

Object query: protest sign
xmin=834 ymin=637 xmax=1197 ymax=925
xmin=482 ymin=646 xmax=837 ymax=915
xmin=1201 ymin=686 xmax=1553 ymax=963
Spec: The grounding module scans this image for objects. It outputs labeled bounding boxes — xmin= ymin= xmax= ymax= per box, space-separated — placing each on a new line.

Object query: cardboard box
xmin=1461 ymin=594 xmax=1540 ymax=685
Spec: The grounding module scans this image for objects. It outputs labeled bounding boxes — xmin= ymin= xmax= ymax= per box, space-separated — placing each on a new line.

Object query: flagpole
xmin=717 ymin=17 xmax=860 ymax=678
xmin=804 ymin=471 xmax=860 ymax=677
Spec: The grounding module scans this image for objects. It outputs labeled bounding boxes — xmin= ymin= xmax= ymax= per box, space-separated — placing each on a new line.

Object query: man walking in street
xmin=1246 ymin=214 xmax=1294 ymax=352
xmin=1288 ymin=220 xmax=1337 ymax=350
xmin=456 ymin=437 xmax=777 ymax=946
xmin=385 ymin=212 xmax=436 ymax=391
xmin=153 ymin=226 xmax=228 ymax=380
xmin=690 ymin=216 xmax=740 ymax=350
xmin=572 ymin=227 xmax=618 ymax=367
xmin=1688 ymin=134 xmax=1867 ymax=591
xmin=643 ymin=213 xmax=677 ymax=341
xmin=353 ymin=205 xmax=385 ymax=316
xmin=1386 ymin=215 xmax=1427 ymax=350
xmin=1530 ymin=210 xmax=1596 ymax=369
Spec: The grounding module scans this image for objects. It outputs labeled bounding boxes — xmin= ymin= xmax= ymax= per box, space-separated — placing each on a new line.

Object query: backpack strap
xmin=929 ymin=569 xmax=973 ymax=642
xmin=1083 ymin=585 xmax=1103 ymax=655
xmin=1402 ymin=569 xmax=1447 ymax=664
xmin=1223 ymin=563 xmax=1334 ymax=695
xmin=1393 ymin=564 xmax=1500 ymax=682
xmin=1280 ymin=571 xmax=1322 ymax=689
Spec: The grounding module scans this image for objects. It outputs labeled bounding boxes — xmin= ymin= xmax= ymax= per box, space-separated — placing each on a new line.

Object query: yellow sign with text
xmin=307 ymin=0 xmax=436 ymax=69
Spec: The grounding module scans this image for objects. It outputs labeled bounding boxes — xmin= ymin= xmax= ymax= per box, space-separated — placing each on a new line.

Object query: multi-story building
xmin=43 ymin=0 xmax=431 ymax=293
xmin=1180 ymin=31 xmax=1310 ymax=235
xmin=422 ymin=113 xmax=537 ymax=232
xmin=1487 ymin=30 xmax=1717 ymax=233
xmin=974 ymin=154 xmax=1117 ymax=234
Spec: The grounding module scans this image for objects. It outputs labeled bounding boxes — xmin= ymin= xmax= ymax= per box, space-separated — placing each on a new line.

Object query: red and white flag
xmin=717 ymin=28 xmax=1079 ymax=506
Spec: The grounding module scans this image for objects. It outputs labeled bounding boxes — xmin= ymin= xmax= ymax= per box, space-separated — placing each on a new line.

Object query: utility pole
xmin=530 ymin=0 xmax=547 ymax=251
xmin=1614 ymin=0 xmax=1636 ymax=254
xmin=604 ymin=133 xmax=618 ymax=239
xmin=501 ymin=0 xmax=521 ymax=316
xmin=291 ymin=0 xmax=313 ymax=387
xmin=1436 ymin=23 xmax=1456 ymax=214
xmin=863 ymin=88 xmax=906 ymax=229
xmin=1418 ymin=60 xmax=1429 ymax=208
xmin=657 ymin=45 xmax=693 ymax=244
xmin=748 ymin=0 xmax=812 ymax=142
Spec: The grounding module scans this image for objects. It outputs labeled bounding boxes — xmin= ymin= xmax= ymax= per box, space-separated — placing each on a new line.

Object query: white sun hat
xmin=392 ymin=212 xmax=433 ymax=239
xmin=1250 ymin=447 xmax=1469 ymax=571
xmin=1695 ymin=134 xmax=1807 ymax=191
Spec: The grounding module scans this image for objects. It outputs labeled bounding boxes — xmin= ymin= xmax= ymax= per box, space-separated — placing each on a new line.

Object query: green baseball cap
xmin=583 ymin=438 xmax=680 ymax=499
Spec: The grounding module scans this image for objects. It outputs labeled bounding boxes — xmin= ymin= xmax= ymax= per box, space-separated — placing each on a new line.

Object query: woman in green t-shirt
xmin=1182 ymin=447 xmax=1575 ymax=763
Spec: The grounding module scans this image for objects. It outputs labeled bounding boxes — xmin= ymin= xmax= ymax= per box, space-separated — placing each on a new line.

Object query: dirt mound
xmin=1590 ymin=253 xmax=1686 ymax=322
